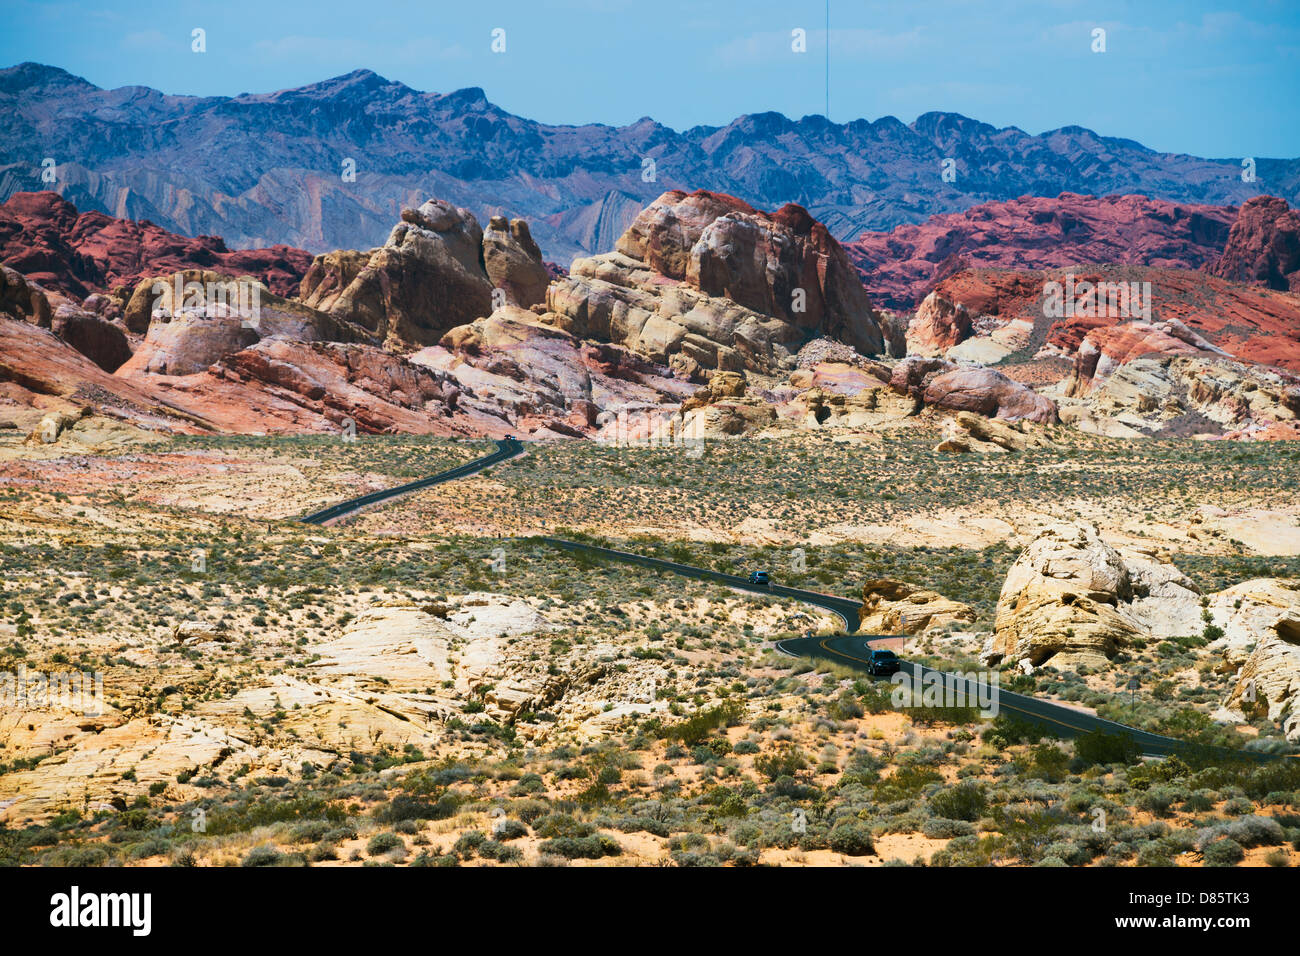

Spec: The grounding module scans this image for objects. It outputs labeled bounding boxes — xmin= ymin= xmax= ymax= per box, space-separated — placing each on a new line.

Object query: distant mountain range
xmin=2 ymin=62 xmax=1297 ymax=264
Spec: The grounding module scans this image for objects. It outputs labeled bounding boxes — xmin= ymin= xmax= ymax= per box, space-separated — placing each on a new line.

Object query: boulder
xmin=985 ymin=523 xmax=1143 ymax=669
xmin=859 ymin=580 xmax=975 ymax=635
xmin=51 ymin=304 xmax=132 ymax=372
xmin=0 ymin=265 xmax=51 ymax=327
xmin=482 ymin=216 xmax=550 ymax=308
xmin=889 ymin=356 xmax=1057 ymax=423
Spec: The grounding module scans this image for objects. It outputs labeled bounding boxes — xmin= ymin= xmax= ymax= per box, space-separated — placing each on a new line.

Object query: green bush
xmin=1202 ymin=838 xmax=1244 ymax=867
xmin=366 ymin=832 xmax=403 ymax=856
xmin=928 ymin=782 xmax=986 ymax=822
xmin=827 ymin=820 xmax=874 ymax=856
xmin=538 ymin=835 xmax=622 ymax=859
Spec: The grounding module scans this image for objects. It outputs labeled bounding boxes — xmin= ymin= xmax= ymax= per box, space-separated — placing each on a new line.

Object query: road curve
xmin=300 ymin=437 xmax=524 ymax=525
xmin=297 ymin=439 xmax=1281 ymax=763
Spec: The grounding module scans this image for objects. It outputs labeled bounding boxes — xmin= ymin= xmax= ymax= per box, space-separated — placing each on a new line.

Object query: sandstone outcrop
xmin=1206 ymin=579 xmax=1300 ymax=666
xmin=548 ymin=190 xmax=896 ymax=377
xmin=936 ymin=410 xmax=1055 ymax=454
xmin=1057 ymin=356 xmax=1300 ymax=440
xmin=907 ymin=292 xmax=973 ymax=357
xmin=301 ymin=199 xmax=494 ymax=348
xmin=1063 ymin=319 xmax=1228 ymax=396
xmin=482 ymin=215 xmax=549 ymax=308
xmin=1218 ymin=605 xmax=1300 ymax=742
xmin=1208 ymin=195 xmax=1300 ymax=292
xmin=889 ymin=356 xmax=1057 ymax=423
xmin=928 ymin=266 xmax=1300 ymax=373
xmin=421 ymin=306 xmax=695 ymax=436
xmin=859 ymin=580 xmax=975 ymax=635
xmin=50 ymin=304 xmax=131 ymax=372
xmin=1 ymin=264 xmax=51 ymax=327
xmin=984 ymin=523 xmax=1201 ymax=669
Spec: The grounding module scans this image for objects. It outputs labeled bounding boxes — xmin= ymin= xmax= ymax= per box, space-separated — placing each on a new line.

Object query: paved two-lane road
xmin=296 ymin=437 xmax=1280 ymax=762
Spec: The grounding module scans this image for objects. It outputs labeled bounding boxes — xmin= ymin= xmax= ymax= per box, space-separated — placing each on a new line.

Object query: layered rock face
xmin=848 ymin=193 xmax=1237 ymax=310
xmin=1063 ymin=319 xmax=1227 ymax=396
xmin=1058 ymin=356 xmax=1300 ymax=440
xmin=859 ymin=580 xmax=975 ymax=636
xmin=985 ymin=523 xmax=1202 ymax=670
xmin=1219 ymin=606 xmax=1300 ymax=743
xmin=547 ymin=190 xmax=895 ymax=378
xmin=419 ymin=305 xmax=694 ymax=438
xmin=924 ymin=265 xmax=1300 ymax=374
xmin=1208 ymin=196 xmax=1300 ymax=292
xmin=0 ymin=191 xmax=311 ymax=300
xmin=298 ymin=200 xmax=495 ymax=349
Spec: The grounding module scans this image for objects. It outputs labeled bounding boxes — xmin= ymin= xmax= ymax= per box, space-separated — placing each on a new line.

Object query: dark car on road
xmin=866 ymin=649 xmax=901 ymax=677
xmin=747 ymin=571 xmax=771 ymax=586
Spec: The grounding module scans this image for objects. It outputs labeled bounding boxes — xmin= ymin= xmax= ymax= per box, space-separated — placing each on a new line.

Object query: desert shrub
xmin=366 ymin=832 xmax=403 ymax=856
xmin=241 ymin=845 xmax=285 ymax=867
xmin=533 ymin=814 xmax=592 ymax=839
xmin=453 ymin=830 xmax=487 ymax=856
xmin=983 ymin=716 xmax=1052 ymax=749
xmin=1197 ymin=816 xmax=1285 ymax=849
xmin=1202 ymin=838 xmax=1245 ymax=867
xmin=666 ymin=701 xmax=745 ymax=746
xmin=373 ymin=793 xmax=461 ymax=823
xmin=288 ymin=820 xmax=332 ymax=844
xmin=827 ymin=819 xmax=874 ymax=856
xmin=493 ymin=819 xmax=529 ymax=841
xmin=478 ymin=840 xmax=523 ymax=863
xmin=928 ymin=782 xmax=986 ymax=821
xmin=922 ymin=817 xmax=974 ymax=839
xmin=1135 ymin=841 xmax=1174 ymax=867
xmin=538 ymin=834 xmax=622 ymax=859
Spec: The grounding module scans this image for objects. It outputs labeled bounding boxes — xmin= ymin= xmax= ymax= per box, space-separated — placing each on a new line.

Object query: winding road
xmin=297 ymin=437 xmax=1279 ymax=762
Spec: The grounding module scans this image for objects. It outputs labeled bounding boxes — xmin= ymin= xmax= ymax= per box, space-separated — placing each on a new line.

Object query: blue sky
xmin=4 ymin=0 xmax=1298 ymax=157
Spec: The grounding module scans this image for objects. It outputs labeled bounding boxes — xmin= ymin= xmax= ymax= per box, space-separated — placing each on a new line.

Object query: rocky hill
xmin=2 ymin=62 xmax=1295 ymax=264
xmin=0 ymin=191 xmax=310 ymax=299
xmin=845 ymin=193 xmax=1239 ymax=310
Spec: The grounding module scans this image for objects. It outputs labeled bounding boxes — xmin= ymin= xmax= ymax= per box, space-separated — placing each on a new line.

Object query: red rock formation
xmin=617 ymin=190 xmax=897 ymax=356
xmin=1207 ymin=196 xmax=1300 ymax=292
xmin=927 ymin=266 xmax=1300 ymax=373
xmin=845 ymin=193 xmax=1237 ymax=310
xmin=0 ymin=191 xmax=311 ymax=299
xmin=889 ymin=356 xmax=1057 ymax=423
xmin=908 ymin=292 xmax=973 ymax=356
xmin=1065 ymin=320 xmax=1225 ymax=395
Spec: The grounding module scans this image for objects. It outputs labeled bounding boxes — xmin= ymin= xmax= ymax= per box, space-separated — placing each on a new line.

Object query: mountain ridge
xmin=2 ymin=61 xmax=1296 ymax=263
